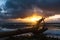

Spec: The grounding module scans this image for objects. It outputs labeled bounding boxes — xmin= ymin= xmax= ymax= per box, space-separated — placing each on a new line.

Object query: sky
xmin=0 ymin=0 xmax=60 ymax=23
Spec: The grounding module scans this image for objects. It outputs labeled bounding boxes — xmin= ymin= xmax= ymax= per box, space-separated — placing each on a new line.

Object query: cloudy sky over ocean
xmin=0 ymin=0 xmax=60 ymax=23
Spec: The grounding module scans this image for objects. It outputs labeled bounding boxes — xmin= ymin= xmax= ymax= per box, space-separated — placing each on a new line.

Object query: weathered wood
xmin=0 ymin=18 xmax=47 ymax=38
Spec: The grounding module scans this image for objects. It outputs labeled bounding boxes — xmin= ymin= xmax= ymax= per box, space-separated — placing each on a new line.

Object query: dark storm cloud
xmin=37 ymin=0 xmax=60 ymax=8
xmin=0 ymin=0 xmax=36 ymax=18
xmin=36 ymin=0 xmax=60 ymax=17
xmin=0 ymin=0 xmax=60 ymax=18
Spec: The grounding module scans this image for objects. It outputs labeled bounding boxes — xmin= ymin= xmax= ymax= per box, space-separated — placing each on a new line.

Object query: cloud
xmin=45 ymin=15 xmax=60 ymax=23
xmin=37 ymin=0 xmax=60 ymax=8
xmin=0 ymin=0 xmax=60 ymax=19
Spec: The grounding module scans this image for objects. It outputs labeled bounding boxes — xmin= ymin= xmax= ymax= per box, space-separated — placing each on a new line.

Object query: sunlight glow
xmin=17 ymin=14 xmax=42 ymax=23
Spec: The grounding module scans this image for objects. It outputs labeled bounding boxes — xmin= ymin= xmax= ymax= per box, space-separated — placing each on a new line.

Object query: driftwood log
xmin=0 ymin=18 xmax=48 ymax=38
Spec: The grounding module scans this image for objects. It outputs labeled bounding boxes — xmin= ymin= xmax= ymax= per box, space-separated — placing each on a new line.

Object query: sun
xmin=29 ymin=14 xmax=42 ymax=22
